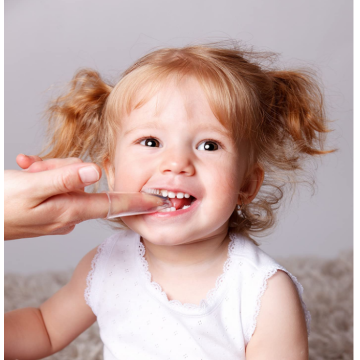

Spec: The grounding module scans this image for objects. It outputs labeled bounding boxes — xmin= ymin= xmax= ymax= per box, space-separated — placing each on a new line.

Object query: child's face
xmin=110 ymin=78 xmax=250 ymax=245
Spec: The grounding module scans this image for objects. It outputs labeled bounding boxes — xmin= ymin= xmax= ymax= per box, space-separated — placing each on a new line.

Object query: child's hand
xmin=4 ymin=154 xmax=109 ymax=240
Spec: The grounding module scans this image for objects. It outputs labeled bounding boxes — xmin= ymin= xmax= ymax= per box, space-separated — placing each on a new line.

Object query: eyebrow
xmin=200 ymin=125 xmax=232 ymax=139
xmin=124 ymin=121 xmax=232 ymax=139
xmin=124 ymin=121 xmax=163 ymax=136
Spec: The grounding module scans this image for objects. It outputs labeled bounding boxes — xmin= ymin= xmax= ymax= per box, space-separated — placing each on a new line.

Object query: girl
xmin=5 ymin=43 xmax=332 ymax=359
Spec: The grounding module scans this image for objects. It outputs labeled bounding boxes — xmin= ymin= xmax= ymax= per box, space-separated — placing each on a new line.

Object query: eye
xmin=197 ymin=140 xmax=220 ymax=151
xmin=139 ymin=138 xmax=161 ymax=147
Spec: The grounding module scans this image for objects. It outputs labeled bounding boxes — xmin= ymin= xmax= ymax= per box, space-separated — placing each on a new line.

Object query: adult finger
xmin=30 ymin=162 xmax=102 ymax=200
xmin=25 ymin=157 xmax=83 ymax=173
xmin=16 ymin=154 xmax=43 ymax=169
xmin=59 ymin=192 xmax=166 ymax=223
xmin=37 ymin=192 xmax=110 ymax=228
xmin=67 ymin=192 xmax=110 ymax=221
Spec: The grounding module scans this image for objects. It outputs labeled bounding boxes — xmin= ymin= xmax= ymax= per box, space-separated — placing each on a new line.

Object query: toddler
xmin=5 ymin=42 xmax=332 ymax=360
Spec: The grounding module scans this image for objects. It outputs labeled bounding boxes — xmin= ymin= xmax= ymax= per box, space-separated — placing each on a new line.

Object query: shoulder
xmin=83 ymin=230 xmax=138 ymax=314
xmin=229 ymin=232 xmax=311 ymax=356
xmin=74 ymin=232 xmax=120 ymax=289
xmin=229 ymin=232 xmax=278 ymax=270
xmin=67 ymin=245 xmax=100 ymax=298
xmin=82 ymin=229 xmax=135 ymax=273
xmin=245 ymin=270 xmax=309 ymax=360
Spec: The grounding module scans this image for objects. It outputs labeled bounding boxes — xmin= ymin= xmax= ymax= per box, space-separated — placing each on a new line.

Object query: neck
xmin=141 ymin=225 xmax=231 ymax=276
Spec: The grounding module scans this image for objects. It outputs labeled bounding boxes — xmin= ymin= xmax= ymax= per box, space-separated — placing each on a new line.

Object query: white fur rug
xmin=5 ymin=251 xmax=353 ymax=360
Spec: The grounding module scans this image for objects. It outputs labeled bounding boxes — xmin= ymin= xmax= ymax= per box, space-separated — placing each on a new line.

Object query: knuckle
xmin=50 ymin=224 xmax=76 ymax=235
xmin=65 ymin=209 xmax=81 ymax=225
xmin=48 ymin=213 xmax=77 ymax=233
xmin=59 ymin=225 xmax=76 ymax=235
xmin=68 ymin=157 xmax=83 ymax=164
xmin=56 ymin=170 xmax=74 ymax=192
xmin=43 ymin=194 xmax=85 ymax=234
xmin=27 ymin=161 xmax=45 ymax=172
xmin=62 ymin=198 xmax=84 ymax=225
xmin=40 ymin=195 xmax=82 ymax=235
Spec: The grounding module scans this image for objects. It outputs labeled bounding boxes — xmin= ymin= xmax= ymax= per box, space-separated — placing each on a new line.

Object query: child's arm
xmin=245 ymin=270 xmax=309 ymax=360
xmin=5 ymin=246 xmax=98 ymax=360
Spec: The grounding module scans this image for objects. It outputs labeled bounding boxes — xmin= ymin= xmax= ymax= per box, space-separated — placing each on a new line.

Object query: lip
xmin=146 ymin=197 xmax=200 ymax=218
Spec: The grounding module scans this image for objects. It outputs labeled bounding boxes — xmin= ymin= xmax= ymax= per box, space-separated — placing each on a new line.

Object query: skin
xmin=105 ymin=77 xmax=263 ymax=302
xmin=5 ymin=77 xmax=308 ymax=359
xmin=4 ymin=155 xmax=109 ymax=240
xmin=108 ymin=77 xmax=308 ymax=359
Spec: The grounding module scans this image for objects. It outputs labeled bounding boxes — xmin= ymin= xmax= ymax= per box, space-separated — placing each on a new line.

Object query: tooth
xmin=161 ymin=190 xmax=168 ymax=197
xmin=168 ymin=191 xmax=175 ymax=198
xmin=184 ymin=193 xmax=190 ymax=198
xmin=170 ymin=207 xmax=176 ymax=212
xmin=182 ymin=205 xmax=190 ymax=209
xmin=176 ymin=192 xmax=184 ymax=199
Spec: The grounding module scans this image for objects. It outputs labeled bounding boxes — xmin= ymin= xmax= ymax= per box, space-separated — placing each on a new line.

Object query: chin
xmin=140 ymin=230 xmax=191 ymax=246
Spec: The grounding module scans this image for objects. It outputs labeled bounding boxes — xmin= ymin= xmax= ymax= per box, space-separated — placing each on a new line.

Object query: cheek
xmin=205 ymin=163 xmax=242 ymax=220
xmin=209 ymin=158 xmax=243 ymax=197
xmin=113 ymin=151 xmax=154 ymax=191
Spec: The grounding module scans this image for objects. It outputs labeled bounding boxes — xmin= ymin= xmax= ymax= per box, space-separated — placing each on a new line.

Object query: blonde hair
xmin=41 ymin=42 xmax=333 ymax=240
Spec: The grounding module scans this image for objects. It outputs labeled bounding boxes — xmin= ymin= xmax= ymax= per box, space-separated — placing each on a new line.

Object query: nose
xmin=159 ymin=146 xmax=195 ymax=176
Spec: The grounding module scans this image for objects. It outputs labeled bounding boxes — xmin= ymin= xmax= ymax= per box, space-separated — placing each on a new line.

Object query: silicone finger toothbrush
xmin=106 ymin=192 xmax=172 ymax=219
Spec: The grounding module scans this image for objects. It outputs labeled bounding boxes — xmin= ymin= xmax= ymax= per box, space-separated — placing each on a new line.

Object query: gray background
xmin=5 ymin=0 xmax=353 ymax=274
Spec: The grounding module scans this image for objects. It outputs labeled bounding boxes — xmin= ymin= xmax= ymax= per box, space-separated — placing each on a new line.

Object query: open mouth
xmin=143 ymin=189 xmax=197 ymax=212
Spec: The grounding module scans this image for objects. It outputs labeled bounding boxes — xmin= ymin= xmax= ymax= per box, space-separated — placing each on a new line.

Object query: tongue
xmin=170 ymin=197 xmax=192 ymax=210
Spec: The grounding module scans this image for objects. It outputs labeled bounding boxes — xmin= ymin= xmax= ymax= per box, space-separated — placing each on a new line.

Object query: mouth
xmin=142 ymin=188 xmax=197 ymax=212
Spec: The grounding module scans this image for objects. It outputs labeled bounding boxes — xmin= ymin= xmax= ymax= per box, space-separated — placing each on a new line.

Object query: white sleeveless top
xmin=84 ymin=229 xmax=311 ymax=360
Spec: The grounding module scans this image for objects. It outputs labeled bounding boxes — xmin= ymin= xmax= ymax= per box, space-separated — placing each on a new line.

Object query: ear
xmin=103 ymin=158 xmax=115 ymax=191
xmin=238 ymin=163 xmax=264 ymax=206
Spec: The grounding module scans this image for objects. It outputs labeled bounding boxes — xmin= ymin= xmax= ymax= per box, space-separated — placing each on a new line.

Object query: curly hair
xmin=41 ymin=42 xmax=333 ymax=241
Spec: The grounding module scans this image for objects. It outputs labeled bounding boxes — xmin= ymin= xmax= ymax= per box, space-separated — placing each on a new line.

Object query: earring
xmin=237 ymin=201 xmax=243 ymax=212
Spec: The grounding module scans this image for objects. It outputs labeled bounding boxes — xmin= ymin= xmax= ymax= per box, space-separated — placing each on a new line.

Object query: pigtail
xmin=267 ymin=70 xmax=332 ymax=156
xmin=40 ymin=69 xmax=113 ymax=164
xmin=37 ymin=43 xmax=335 ymax=238
xmin=233 ymin=67 xmax=336 ymax=239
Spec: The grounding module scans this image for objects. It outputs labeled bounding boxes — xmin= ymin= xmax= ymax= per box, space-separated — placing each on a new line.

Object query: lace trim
xmin=137 ymin=232 xmax=239 ymax=314
xmin=84 ymin=237 xmax=116 ymax=315
xmin=245 ymin=266 xmax=312 ymax=344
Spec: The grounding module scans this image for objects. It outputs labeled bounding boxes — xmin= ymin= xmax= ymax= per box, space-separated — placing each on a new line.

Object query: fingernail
xmin=79 ymin=166 xmax=100 ymax=183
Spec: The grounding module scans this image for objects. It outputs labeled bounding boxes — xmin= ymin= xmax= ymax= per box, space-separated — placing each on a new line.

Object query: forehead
xmin=119 ymin=78 xmax=232 ymax=136
xmin=108 ymin=68 xmax=236 ymax=123
xmin=127 ymin=78 xmax=214 ymax=119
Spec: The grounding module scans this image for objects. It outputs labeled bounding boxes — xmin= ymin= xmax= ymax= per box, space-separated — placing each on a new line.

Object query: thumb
xmin=32 ymin=163 xmax=101 ymax=199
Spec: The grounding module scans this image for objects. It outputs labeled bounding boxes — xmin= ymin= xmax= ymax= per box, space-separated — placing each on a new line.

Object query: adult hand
xmin=4 ymin=154 xmax=109 ymax=240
